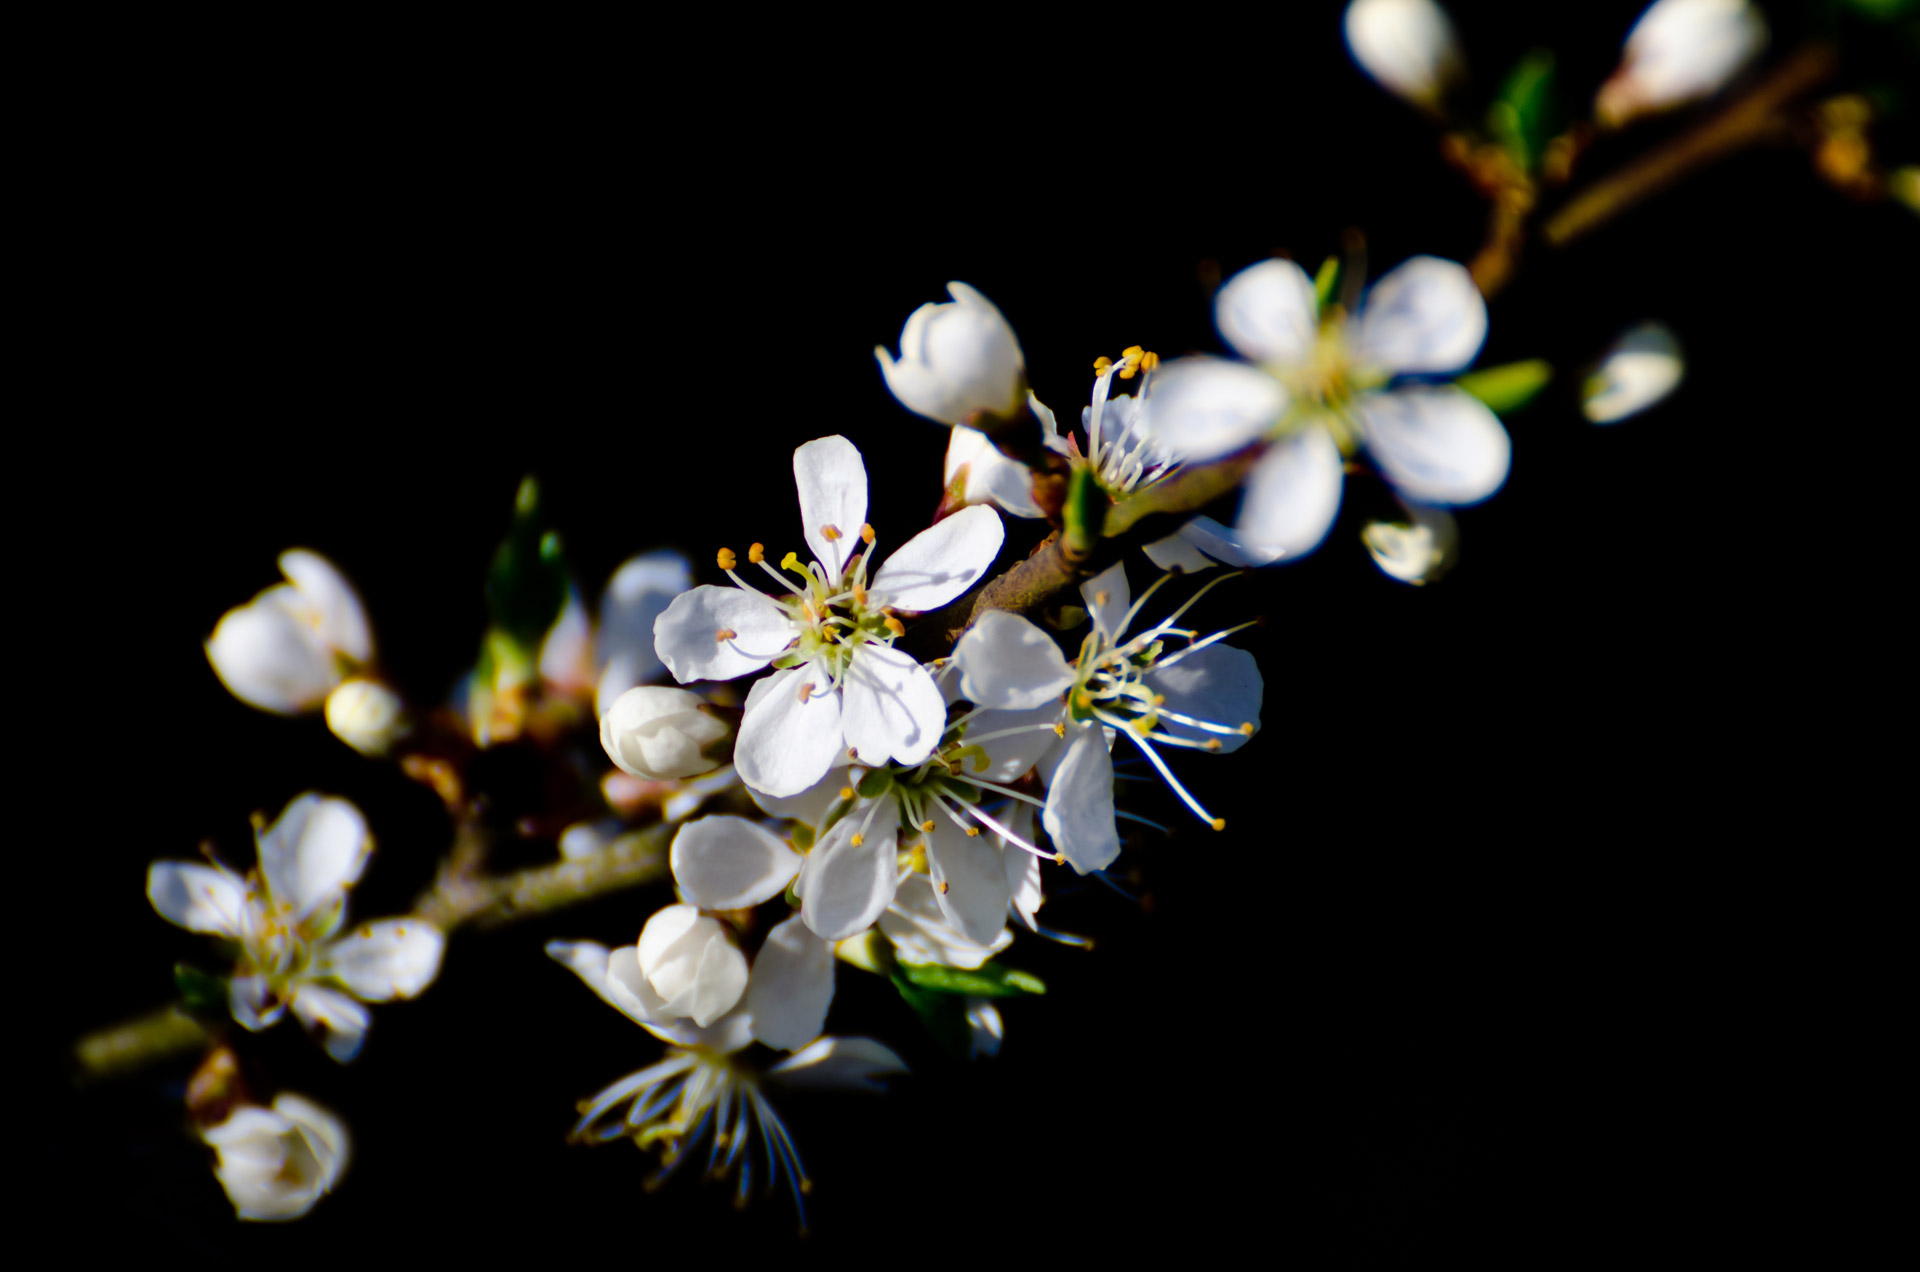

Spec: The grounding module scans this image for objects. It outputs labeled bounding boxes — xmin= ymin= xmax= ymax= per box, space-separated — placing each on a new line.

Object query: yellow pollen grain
xmin=860 ymin=523 xmax=875 ymax=544
xmin=965 ymin=827 xmax=980 ymax=837
xmin=1211 ymin=818 xmax=1226 ymax=831
xmin=748 ymin=543 xmax=766 ymax=564
xmin=717 ymin=547 xmax=737 ymax=570
xmin=920 ymin=820 xmax=935 ymax=833
xmin=1094 ymin=590 xmax=1109 ymax=607
xmin=1053 ymin=722 xmax=1066 ymax=737
xmin=839 ymin=786 xmax=855 ymax=801
xmin=1205 ymin=739 xmax=1223 ymax=751
xmin=822 ymin=524 xmax=842 ymax=542
xmin=715 ymin=627 xmax=737 ymax=642
xmin=853 ymin=583 xmax=868 ymax=606
xmin=798 ymin=682 xmax=815 ymax=703
xmin=1140 ymin=350 xmax=1160 ymax=373
xmin=1052 ymin=853 xmax=1067 ymax=866
xmin=1074 ymin=692 xmax=1092 ymax=710
xmin=884 ymin=616 xmax=905 ymax=637
xmin=850 ymin=833 xmax=864 ymax=847
xmin=937 ymin=880 xmax=949 ymax=894
xmin=1239 ymin=722 xmax=1256 ymax=735
xmin=1152 ymin=693 xmax=1166 ymax=706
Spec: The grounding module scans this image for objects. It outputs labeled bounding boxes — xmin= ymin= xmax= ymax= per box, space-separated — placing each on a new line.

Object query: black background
xmin=44 ymin=3 xmax=1909 ymax=1264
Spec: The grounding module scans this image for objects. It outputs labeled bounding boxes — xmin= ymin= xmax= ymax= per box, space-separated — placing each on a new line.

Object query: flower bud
xmin=324 ymin=677 xmax=406 ymax=756
xmin=1362 ymin=503 xmax=1458 ymax=586
xmin=1596 ymin=0 xmax=1767 ymax=128
xmin=205 ymin=550 xmax=372 ymax=715
xmin=875 ymin=282 xmax=1026 ymax=426
xmin=1343 ymin=0 xmax=1465 ymax=115
xmin=201 ymin=1093 xmax=350 ymax=1222
xmin=1583 ymin=322 xmax=1684 ymax=424
xmin=599 ymin=685 xmax=733 ymax=781
xmin=636 ymin=904 xmax=748 ymax=1026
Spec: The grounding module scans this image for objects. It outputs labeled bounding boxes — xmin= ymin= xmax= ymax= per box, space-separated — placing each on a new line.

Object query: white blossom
xmin=599 ymin=685 xmax=732 ymax=781
xmin=1597 ymin=0 xmax=1768 ymax=127
xmin=1143 ymin=255 xmax=1506 ymax=568
xmin=205 ymin=549 xmax=373 ymax=715
xmin=147 ymin=793 xmax=444 ymax=1062
xmin=1343 ymin=0 xmax=1465 ymax=113
xmin=1583 ymin=322 xmax=1684 ymax=423
xmin=653 ymin=436 xmax=1003 ymax=797
xmin=875 ymin=282 xmax=1026 ymax=426
xmin=201 ymin=1093 xmax=349 ymax=1222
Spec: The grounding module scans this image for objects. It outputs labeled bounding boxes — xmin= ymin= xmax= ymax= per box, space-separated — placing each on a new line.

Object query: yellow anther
xmin=1239 ymin=722 xmax=1256 ymax=735
xmin=748 ymin=543 xmax=766 ymax=564
xmin=798 ymin=682 xmax=815 ymax=703
xmin=965 ymin=827 xmax=980 ymax=837
xmin=1092 ymin=355 xmax=1114 ymax=375
xmin=1152 ymin=693 xmax=1166 ymax=706
xmin=1053 ymin=721 xmax=1067 ymax=738
xmin=1140 ymin=350 xmax=1160 ymax=374
xmin=1118 ymin=345 xmax=1145 ymax=379
xmin=920 ymin=820 xmax=936 ymax=833
xmin=821 ymin=524 xmax=842 ymax=542
xmin=781 ymin=551 xmax=802 ymax=573
xmin=717 ymin=547 xmax=737 ymax=570
xmin=1074 ymin=691 xmax=1092 ymax=710
xmin=839 ymin=786 xmax=855 ymax=801
xmin=850 ymin=833 xmax=864 ymax=848
xmin=853 ymin=582 xmax=868 ymax=606
xmin=860 ymin=523 xmax=875 ymax=544
xmin=847 ymin=747 xmax=859 ymax=759
xmin=938 ymin=880 xmax=950 ymax=894
xmin=360 ymin=928 xmax=372 ymax=939
xmin=1205 ymin=739 xmax=1223 ymax=752
xmin=1052 ymin=852 xmax=1067 ymax=866
xmin=907 ymin=843 xmax=926 ymax=871
xmin=1094 ymin=590 xmax=1110 ymax=607
xmin=884 ymin=616 xmax=905 ymax=637
xmin=715 ymin=627 xmax=737 ymax=642
xmin=1211 ymin=818 xmax=1226 ymax=831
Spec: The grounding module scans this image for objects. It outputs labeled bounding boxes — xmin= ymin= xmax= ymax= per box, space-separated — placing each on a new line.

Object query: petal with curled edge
xmin=944 ymin=425 xmax=1043 ymax=519
xmin=1215 ymin=258 xmax=1320 ymax=364
xmin=279 ymin=549 xmax=372 ymax=664
xmin=319 ymin=919 xmax=445 ymax=1001
xmin=953 ymin=610 xmax=1072 ymax=711
xmin=800 ymin=817 xmax=898 ymax=942
xmin=794 ymin=435 xmax=868 ymax=580
xmin=651 ymin=585 xmax=791 ymax=684
xmin=1358 ymin=385 xmax=1511 ymax=505
xmin=768 ymin=1036 xmax=909 ymax=1092
xmin=147 ymin=862 xmax=249 ymax=937
xmin=1042 ymin=721 xmax=1119 ymax=875
xmin=1234 ymin=424 xmax=1345 ymax=563
xmin=734 ymin=663 xmax=843 ymax=798
xmin=204 ymin=596 xmax=338 ymax=714
xmin=869 ymin=504 xmax=1004 ymax=613
xmin=1350 ymin=255 xmax=1488 ymax=377
xmin=1145 ymin=644 xmax=1263 ymax=754
xmin=290 ymin=985 xmax=371 ymax=1063
xmin=840 ymin=644 xmax=947 ymax=768
xmin=1141 ymin=357 xmax=1286 ymax=463
xmin=670 ymin=815 xmax=802 ymax=910
xmin=745 ymin=914 xmax=835 ymax=1051
xmin=256 ymin=793 xmax=371 ymax=925
xmin=924 ymin=815 xmax=1012 ymax=946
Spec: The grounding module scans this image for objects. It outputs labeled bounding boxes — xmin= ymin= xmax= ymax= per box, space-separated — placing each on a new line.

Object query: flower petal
xmin=799 ymin=817 xmax=898 ymax=942
xmin=1234 ymin=425 xmax=1346 ymax=562
xmin=1000 ymin=804 xmax=1043 ymax=929
xmin=963 ymin=704 xmax=1064 ymax=783
xmin=1350 ymin=255 xmax=1488 ymax=376
xmin=204 ymin=595 xmax=338 ymax=714
xmin=651 ymin=585 xmax=791 ymax=684
xmin=1344 ymin=0 xmax=1466 ymax=111
xmin=1143 ymin=519 xmax=1244 ymax=572
xmin=794 ymin=435 xmax=868 ymax=580
xmin=685 ymin=930 xmax=750 ymax=1027
xmin=279 ymin=549 xmax=372 ymax=665
xmin=1144 ymin=644 xmax=1264 ymax=753
xmin=1142 ymin=357 xmax=1287 ymax=463
xmin=877 ymin=874 xmax=1013 ymax=969
xmin=734 ymin=664 xmax=844 ymax=798
xmin=256 ymin=793 xmax=371 ymax=925
xmin=953 ymin=611 xmax=1073 ymax=711
xmin=1358 ymin=385 xmax=1511 ymax=504
xmin=966 ymin=1000 xmax=1005 ymax=1058
xmin=748 ymin=763 xmax=854 ymax=829
xmin=767 ymin=1036 xmax=909 ymax=1092
xmin=670 ymin=815 xmax=803 ymax=910
xmin=870 ymin=504 xmax=1004 ymax=613
xmin=320 ymin=919 xmax=445 ymax=1001
xmin=1214 ymin=258 xmax=1320 ymax=364
xmin=289 ymin=985 xmax=371 ymax=1063
xmin=944 ymin=426 xmax=1043 ymax=519
xmin=1079 ymin=561 xmax=1131 ymax=641
xmin=745 ymin=914 xmax=835 ymax=1051
xmin=228 ymin=975 xmax=283 ymax=1032
xmin=147 ymin=862 xmax=248 ymax=936
xmin=840 ymin=644 xmax=947 ymax=768
xmin=925 ymin=816 xmax=1012 ymax=946
xmin=1042 ymin=721 xmax=1120 ymax=874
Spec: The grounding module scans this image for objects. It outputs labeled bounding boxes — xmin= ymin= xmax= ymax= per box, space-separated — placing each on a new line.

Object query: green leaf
xmin=484 ymin=475 xmax=570 ymax=647
xmin=895 ymin=961 xmax=1047 ymax=998
xmin=174 ymin=963 xmax=228 ymax=1013
xmin=889 ymin=971 xmax=974 ymax=1056
xmin=1455 ymin=359 xmax=1553 ymax=414
xmin=1313 ymin=255 xmax=1341 ymax=315
xmin=1488 ymin=50 xmax=1558 ymax=173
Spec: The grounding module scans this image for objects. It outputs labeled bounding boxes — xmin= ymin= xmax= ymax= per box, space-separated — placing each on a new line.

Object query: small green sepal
xmin=895 ymin=961 xmax=1047 ymax=998
xmin=1455 ymin=359 xmax=1553 ymax=414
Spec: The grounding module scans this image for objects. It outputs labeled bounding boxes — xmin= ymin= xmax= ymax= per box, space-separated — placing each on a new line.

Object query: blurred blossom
xmin=1343 ymin=0 xmax=1465 ymax=114
xmin=965 ymin=999 xmax=1005 ymax=1058
xmin=1583 ymin=322 xmax=1685 ymax=423
xmin=205 ymin=549 xmax=372 ymax=715
xmin=599 ymin=685 xmax=732 ymax=781
xmin=201 ymin=1093 xmax=349 ymax=1221
xmin=1362 ymin=501 xmax=1459 ymax=585
xmin=1596 ymin=0 xmax=1768 ymax=128
xmin=944 ymin=420 xmax=1044 ymax=518
xmin=594 ymin=552 xmax=691 ymax=714
xmin=875 ymin=282 xmax=1026 ymax=425
xmin=323 ymin=677 xmax=406 ymax=756
xmin=1887 ymin=167 xmax=1919 ymax=215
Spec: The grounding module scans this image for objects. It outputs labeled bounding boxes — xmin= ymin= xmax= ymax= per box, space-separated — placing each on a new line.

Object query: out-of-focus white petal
xmin=600 ymin=685 xmax=731 ymax=781
xmin=878 ymin=874 xmax=1014 ymax=969
xmin=1145 ymin=644 xmax=1264 ymax=754
xmin=745 ymin=914 xmax=835 ymax=1051
xmin=546 ymin=939 xmax=615 ymax=1001
xmin=965 ymin=999 xmax=1005 ymax=1058
xmin=1215 ymin=258 xmax=1321 ymax=364
xmin=748 ymin=764 xmax=853 ymax=829
xmin=1080 ymin=562 xmax=1131 ymax=640
xmin=147 ymin=862 xmax=247 ymax=937
xmin=944 ymin=425 xmax=1044 ymax=519
xmin=1142 ymin=357 xmax=1287 ymax=463
xmin=1343 ymin=0 xmax=1466 ymax=111
xmin=733 ymin=664 xmax=843 ymax=798
xmin=1350 ymin=256 xmax=1488 ymax=376
xmin=1358 ymin=385 xmax=1512 ymax=505
xmin=840 ymin=645 xmax=947 ymax=768
xmin=595 ymin=551 xmax=692 ymax=713
xmin=767 ymin=1036 xmax=909 ymax=1092
xmin=1583 ymin=321 xmax=1684 ymax=423
xmin=320 ymin=919 xmax=444 ymax=1001
xmin=1001 ymin=804 xmax=1043 ymax=929
xmin=924 ymin=816 xmax=1012 ymax=946
xmin=794 ymin=435 xmax=869 ymax=580
xmin=799 ymin=818 xmax=898 ymax=942
xmin=278 ymin=550 xmax=372 ymax=665
xmin=538 ymin=587 xmax=593 ymax=693
xmin=229 ymin=975 xmax=281 ymax=1032
xmin=1597 ymin=0 xmax=1768 ymax=126
xmin=1042 ymin=721 xmax=1120 ymax=875
xmin=203 ymin=1094 xmax=350 ymax=1221
xmin=205 ymin=597 xmax=338 ymax=714
xmin=651 ymin=585 xmax=791 ymax=684
xmin=1363 ymin=501 xmax=1460 ymax=585
xmin=289 ymin=985 xmax=371 ymax=1063
xmin=1234 ymin=425 xmax=1346 ymax=563
xmin=255 ymin=793 xmax=371 ymax=925
xmin=670 ymin=815 xmax=802 ymax=910
xmin=953 ymin=611 xmax=1073 ymax=711
xmin=870 ymin=504 xmax=1004 ymax=613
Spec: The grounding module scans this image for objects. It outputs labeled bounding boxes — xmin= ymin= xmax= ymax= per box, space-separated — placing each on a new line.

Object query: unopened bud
xmin=875 ymin=282 xmax=1027 ymax=426
xmin=324 ymin=678 xmax=407 ymax=757
xmin=599 ymin=686 xmax=734 ymax=781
